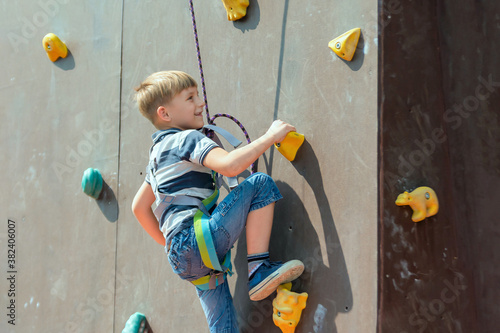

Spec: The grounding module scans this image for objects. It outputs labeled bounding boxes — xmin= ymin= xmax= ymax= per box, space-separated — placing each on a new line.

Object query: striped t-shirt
xmin=145 ymin=128 xmax=219 ymax=244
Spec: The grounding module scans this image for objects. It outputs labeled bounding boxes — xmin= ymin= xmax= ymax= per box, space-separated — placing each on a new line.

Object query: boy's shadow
xmin=232 ymin=142 xmax=352 ymax=332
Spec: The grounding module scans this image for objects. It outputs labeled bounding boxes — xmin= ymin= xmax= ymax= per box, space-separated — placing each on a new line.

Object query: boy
xmin=132 ymin=71 xmax=304 ymax=332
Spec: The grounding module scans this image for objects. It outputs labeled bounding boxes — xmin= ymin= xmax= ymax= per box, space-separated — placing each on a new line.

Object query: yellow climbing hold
xmin=272 ymin=283 xmax=308 ymax=333
xmin=275 ymin=132 xmax=305 ymax=162
xmin=42 ymin=33 xmax=68 ymax=62
xmin=221 ymin=0 xmax=249 ymax=21
xmin=396 ymin=186 xmax=439 ymax=222
xmin=328 ymin=28 xmax=361 ymax=61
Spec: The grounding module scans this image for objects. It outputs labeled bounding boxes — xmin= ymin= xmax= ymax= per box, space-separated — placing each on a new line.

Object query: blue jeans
xmin=167 ymin=173 xmax=283 ymax=332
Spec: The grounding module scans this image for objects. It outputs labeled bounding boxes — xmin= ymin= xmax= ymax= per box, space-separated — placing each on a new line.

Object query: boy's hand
xmin=132 ymin=182 xmax=166 ymax=247
xmin=204 ymin=119 xmax=296 ymax=177
xmin=266 ymin=120 xmax=296 ymax=144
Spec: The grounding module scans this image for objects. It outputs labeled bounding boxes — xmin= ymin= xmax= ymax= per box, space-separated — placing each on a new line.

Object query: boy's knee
xmin=250 ymin=172 xmax=278 ymax=191
xmin=252 ymin=172 xmax=273 ymax=182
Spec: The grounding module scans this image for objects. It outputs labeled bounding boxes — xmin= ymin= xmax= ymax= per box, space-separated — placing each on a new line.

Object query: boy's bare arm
xmin=204 ymin=120 xmax=296 ymax=177
xmin=132 ymin=181 xmax=166 ymax=247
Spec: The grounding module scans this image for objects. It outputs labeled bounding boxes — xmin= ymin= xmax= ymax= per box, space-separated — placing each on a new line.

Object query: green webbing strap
xmin=193 ymin=180 xmax=220 ymax=271
xmin=192 ymin=172 xmax=233 ymax=290
xmin=194 ymin=212 xmax=220 ymax=271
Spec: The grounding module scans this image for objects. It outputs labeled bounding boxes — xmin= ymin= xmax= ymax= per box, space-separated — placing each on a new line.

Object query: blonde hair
xmin=134 ymin=71 xmax=197 ymax=126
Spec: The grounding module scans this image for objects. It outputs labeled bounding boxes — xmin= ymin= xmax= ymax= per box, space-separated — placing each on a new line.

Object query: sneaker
xmin=248 ymin=259 xmax=304 ymax=301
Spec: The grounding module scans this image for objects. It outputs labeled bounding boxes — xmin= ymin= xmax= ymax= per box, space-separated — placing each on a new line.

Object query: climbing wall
xmin=1 ymin=0 xmax=378 ymax=332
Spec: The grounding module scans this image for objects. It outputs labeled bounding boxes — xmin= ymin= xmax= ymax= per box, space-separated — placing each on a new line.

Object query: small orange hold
xmin=328 ymin=28 xmax=361 ymax=61
xmin=42 ymin=33 xmax=68 ymax=62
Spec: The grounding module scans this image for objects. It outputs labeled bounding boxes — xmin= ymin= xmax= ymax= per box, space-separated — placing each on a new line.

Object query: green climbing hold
xmin=81 ymin=168 xmax=103 ymax=199
xmin=122 ymin=312 xmax=147 ymax=333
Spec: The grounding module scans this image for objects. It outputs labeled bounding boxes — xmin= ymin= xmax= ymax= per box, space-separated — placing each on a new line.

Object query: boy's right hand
xmin=266 ymin=120 xmax=296 ymax=144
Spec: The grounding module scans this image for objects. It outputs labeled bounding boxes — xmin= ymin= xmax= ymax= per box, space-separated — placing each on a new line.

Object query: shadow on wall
xmin=54 ymin=49 xmax=75 ymax=71
xmin=96 ymin=180 xmax=119 ymax=222
xmin=233 ymin=142 xmax=352 ymax=333
xmin=345 ymin=31 xmax=365 ymax=72
xmin=233 ymin=0 xmax=260 ymax=32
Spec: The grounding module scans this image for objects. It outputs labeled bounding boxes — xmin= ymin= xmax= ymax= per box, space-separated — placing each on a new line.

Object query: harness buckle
xmin=159 ymin=195 xmax=175 ymax=205
xmin=208 ymin=271 xmax=226 ymax=290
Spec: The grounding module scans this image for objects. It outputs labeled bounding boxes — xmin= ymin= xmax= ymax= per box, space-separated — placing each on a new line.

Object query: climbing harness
xmin=149 ymin=130 xmax=237 ymax=290
xmin=191 ymin=182 xmax=233 ymax=290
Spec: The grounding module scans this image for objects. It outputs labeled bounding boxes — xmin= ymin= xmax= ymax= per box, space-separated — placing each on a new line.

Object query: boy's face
xmin=164 ymin=86 xmax=205 ymax=130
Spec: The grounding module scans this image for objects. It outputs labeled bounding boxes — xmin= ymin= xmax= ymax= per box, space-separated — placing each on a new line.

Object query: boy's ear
xmin=156 ymin=105 xmax=171 ymax=122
